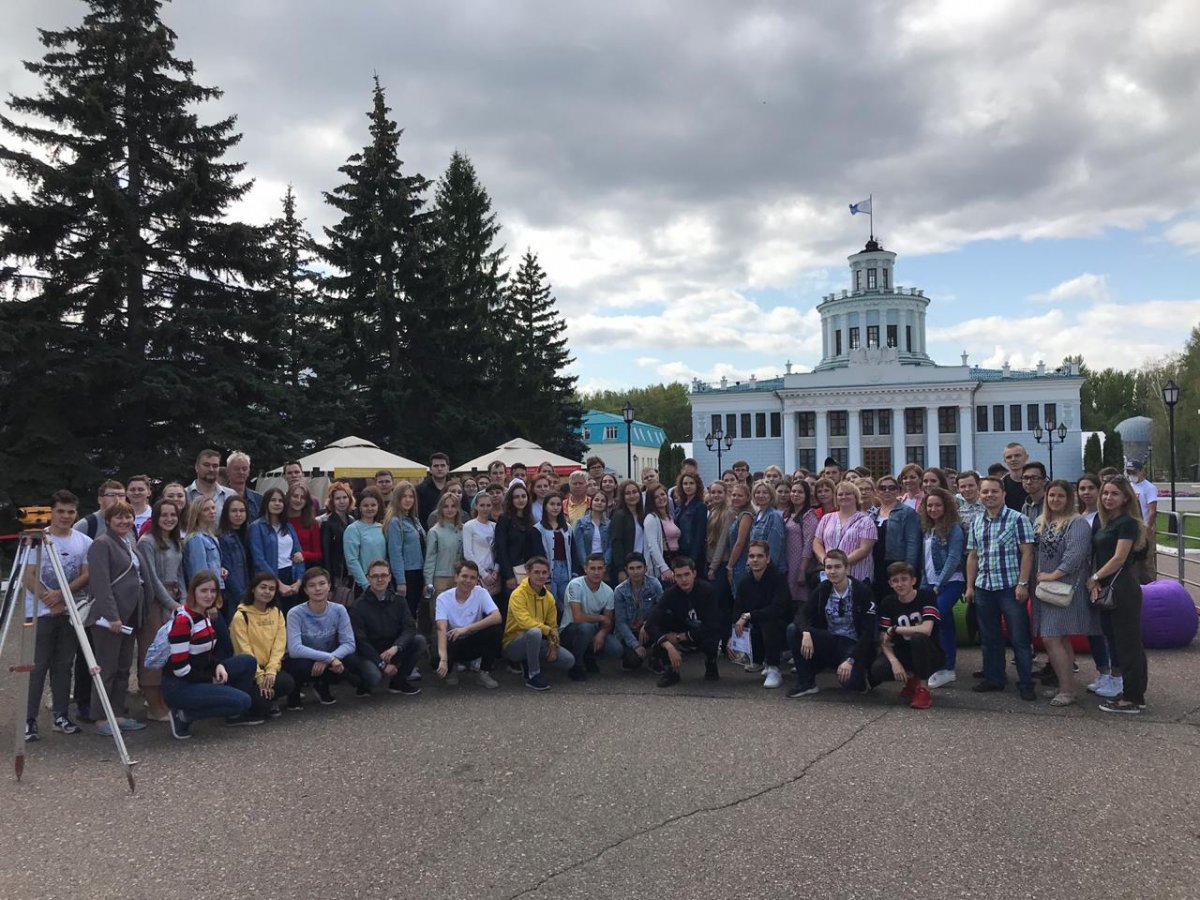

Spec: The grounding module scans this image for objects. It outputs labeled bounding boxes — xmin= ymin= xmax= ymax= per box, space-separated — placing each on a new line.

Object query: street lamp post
xmin=704 ymin=428 xmax=734 ymax=477
xmin=1162 ymin=379 xmax=1180 ymax=514
xmin=1032 ymin=417 xmax=1069 ymax=480
xmin=622 ymin=401 xmax=635 ymax=481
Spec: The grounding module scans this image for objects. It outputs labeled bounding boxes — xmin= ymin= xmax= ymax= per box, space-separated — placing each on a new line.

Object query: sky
xmin=3 ymin=0 xmax=1199 ymax=394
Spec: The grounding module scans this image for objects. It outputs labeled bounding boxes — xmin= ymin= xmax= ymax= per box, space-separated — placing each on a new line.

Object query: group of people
xmin=18 ymin=440 xmax=1158 ymax=744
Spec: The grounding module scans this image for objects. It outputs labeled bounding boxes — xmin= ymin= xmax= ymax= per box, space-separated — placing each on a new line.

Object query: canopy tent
xmin=453 ymin=438 xmax=582 ymax=477
xmin=263 ymin=436 xmax=425 ymax=480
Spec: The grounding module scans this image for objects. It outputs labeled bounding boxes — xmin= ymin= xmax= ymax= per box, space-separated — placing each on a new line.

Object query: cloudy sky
xmin=3 ymin=0 xmax=1199 ymax=392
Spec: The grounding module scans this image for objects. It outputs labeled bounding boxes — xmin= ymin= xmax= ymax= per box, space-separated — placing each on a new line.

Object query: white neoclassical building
xmin=689 ymin=239 xmax=1085 ymax=484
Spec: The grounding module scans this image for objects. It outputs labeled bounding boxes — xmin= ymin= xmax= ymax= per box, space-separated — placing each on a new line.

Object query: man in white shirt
xmin=559 ymin=554 xmax=621 ymax=680
xmin=435 ymin=561 xmax=503 ymax=688
xmin=1126 ymin=459 xmax=1158 ymax=578
xmin=185 ymin=448 xmax=235 ymax=516
xmin=126 ymin=475 xmax=153 ymax=534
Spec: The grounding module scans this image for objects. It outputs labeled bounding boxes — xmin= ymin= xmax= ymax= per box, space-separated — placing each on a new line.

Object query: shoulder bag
xmin=1034 ymin=578 xmax=1074 ymax=608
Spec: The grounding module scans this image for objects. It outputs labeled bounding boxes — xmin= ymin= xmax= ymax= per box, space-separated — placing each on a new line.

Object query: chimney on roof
xmin=1002 ymin=361 xmax=1011 ymax=377
xmin=785 ymin=359 xmax=793 ymax=375
xmin=719 ymin=376 xmax=728 ymax=389
xmin=1037 ymin=360 xmax=1046 ymax=376
xmin=749 ymin=374 xmax=757 ymax=387
xmin=961 ymin=351 xmax=969 ymax=366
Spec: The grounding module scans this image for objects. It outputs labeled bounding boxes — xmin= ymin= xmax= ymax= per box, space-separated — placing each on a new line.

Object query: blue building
xmin=579 ymin=409 xmax=667 ymax=480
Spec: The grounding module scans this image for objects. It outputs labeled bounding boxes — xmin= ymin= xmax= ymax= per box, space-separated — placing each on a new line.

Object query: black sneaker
xmin=169 ymin=710 xmax=192 ymax=740
xmin=75 ymin=705 xmax=96 ymax=724
xmin=267 ymin=705 xmax=284 ymax=718
xmin=225 ymin=714 xmax=266 ymax=727
xmin=52 ymin=714 xmax=79 ymax=735
xmin=583 ymin=657 xmax=601 ymax=674
xmin=704 ymin=661 xmax=720 ymax=681
xmin=355 ymin=686 xmax=372 ymax=699
xmin=1018 ymin=685 xmax=1037 ymax=701
xmin=972 ymin=670 xmax=985 ymax=679
xmin=387 ymin=681 xmax=421 ymax=696
xmin=657 ymin=669 xmax=681 ymax=688
xmin=24 ymin=719 xmax=39 ymax=743
xmin=647 ymin=657 xmax=665 ymax=676
xmin=507 ymin=661 xmax=524 ymax=675
xmin=786 ymin=683 xmax=819 ymax=699
xmin=567 ymin=666 xmax=586 ymax=682
xmin=285 ymin=697 xmax=304 ymax=711
xmin=972 ymin=681 xmax=1004 ymax=693
xmin=314 ymin=683 xmax=336 ymax=705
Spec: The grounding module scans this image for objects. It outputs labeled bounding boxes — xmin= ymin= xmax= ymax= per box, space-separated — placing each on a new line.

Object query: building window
xmin=798 ymin=448 xmax=817 ymax=472
xmin=1027 ymin=404 xmax=1040 ymax=431
xmin=755 ymin=412 xmax=766 ymax=438
xmin=887 ymin=325 xmax=898 ymax=348
xmin=796 ymin=412 xmax=815 ymax=437
xmin=835 ymin=330 xmax=843 ymax=355
xmin=855 ymin=269 xmax=862 ymax=291
xmin=741 ymin=413 xmax=752 ymax=438
xmin=906 ymin=325 xmax=913 ymax=352
xmin=830 ymin=448 xmax=849 ymax=468
xmin=867 ymin=325 xmax=879 ymax=348
xmin=1010 ymin=405 xmax=1022 ymax=434
xmin=940 ymin=446 xmax=959 ymax=471
xmin=849 ymin=327 xmax=861 ymax=350
xmin=867 ymin=268 xmax=877 ymax=289
xmin=711 ymin=414 xmax=722 ymax=436
xmin=828 ymin=411 xmax=848 ymax=437
xmin=904 ymin=408 xmax=924 ymax=435
xmin=1044 ymin=402 xmax=1057 ymax=426
xmin=769 ymin=412 xmax=781 ymax=437
xmin=906 ymin=446 xmax=926 ymax=466
xmin=938 ymin=406 xmax=957 ymax=434
xmin=976 ymin=406 xmax=989 ymax=433
xmin=605 ymin=425 xmax=620 ymax=440
xmin=882 ymin=268 xmax=889 ymax=289
xmin=726 ymin=414 xmax=737 ymax=439
xmin=861 ymin=410 xmax=875 ymax=436
xmin=993 ymin=405 xmax=1005 ymax=431
xmin=878 ymin=409 xmax=892 ymax=435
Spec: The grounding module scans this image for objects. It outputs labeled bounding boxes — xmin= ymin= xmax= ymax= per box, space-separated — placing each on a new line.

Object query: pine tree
xmin=0 ymin=0 xmax=275 ymax=499
xmin=319 ymin=77 xmax=430 ymax=451
xmin=1102 ymin=430 xmax=1126 ymax=471
xmin=1083 ymin=432 xmax=1103 ymax=475
xmin=499 ymin=250 xmax=586 ymax=458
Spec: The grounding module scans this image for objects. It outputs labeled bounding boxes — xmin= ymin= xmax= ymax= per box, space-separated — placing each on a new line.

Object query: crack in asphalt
xmin=501 ymin=708 xmax=891 ymax=900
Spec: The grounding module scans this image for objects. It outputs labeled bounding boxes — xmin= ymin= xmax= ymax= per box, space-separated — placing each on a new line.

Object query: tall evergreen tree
xmin=319 ymin=77 xmax=431 ymax=451
xmin=1102 ymin=430 xmax=1126 ymax=471
xmin=1083 ymin=432 xmax=1103 ymax=475
xmin=0 ymin=0 xmax=275 ymax=499
xmin=499 ymin=250 xmax=585 ymax=458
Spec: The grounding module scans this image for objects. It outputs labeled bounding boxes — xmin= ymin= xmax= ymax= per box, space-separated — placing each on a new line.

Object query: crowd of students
xmin=17 ymin=440 xmax=1158 ymax=743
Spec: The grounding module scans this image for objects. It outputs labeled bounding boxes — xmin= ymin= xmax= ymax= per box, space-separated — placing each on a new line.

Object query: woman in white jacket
xmin=534 ymin=494 xmax=573 ymax=614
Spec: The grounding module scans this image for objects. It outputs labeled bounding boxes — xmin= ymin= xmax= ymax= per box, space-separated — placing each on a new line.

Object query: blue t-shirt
xmin=824 ymin=585 xmax=857 ymax=641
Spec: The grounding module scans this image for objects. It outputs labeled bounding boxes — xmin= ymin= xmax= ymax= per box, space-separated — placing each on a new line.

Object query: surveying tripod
xmin=0 ymin=515 xmax=138 ymax=792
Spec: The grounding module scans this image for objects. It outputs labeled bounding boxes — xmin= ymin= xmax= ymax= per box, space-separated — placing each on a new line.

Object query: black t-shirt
xmin=1003 ymin=474 xmax=1027 ymax=511
xmin=1092 ymin=513 xmax=1140 ymax=567
xmin=878 ymin=588 xmax=940 ymax=641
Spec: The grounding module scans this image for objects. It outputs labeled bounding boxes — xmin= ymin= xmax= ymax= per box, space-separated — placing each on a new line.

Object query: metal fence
xmin=1156 ymin=510 xmax=1200 ymax=605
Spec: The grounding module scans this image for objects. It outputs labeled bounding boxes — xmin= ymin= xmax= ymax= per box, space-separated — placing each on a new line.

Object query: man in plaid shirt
xmin=965 ymin=475 xmax=1036 ymax=700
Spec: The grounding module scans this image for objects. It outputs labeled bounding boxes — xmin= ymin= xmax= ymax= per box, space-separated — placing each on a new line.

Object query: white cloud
xmin=1029 ymin=273 xmax=1110 ymax=304
xmin=1164 ymin=220 xmax=1200 ymax=253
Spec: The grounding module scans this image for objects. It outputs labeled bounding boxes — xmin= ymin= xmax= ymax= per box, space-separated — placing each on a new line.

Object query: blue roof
xmin=579 ymin=409 xmax=667 ymax=448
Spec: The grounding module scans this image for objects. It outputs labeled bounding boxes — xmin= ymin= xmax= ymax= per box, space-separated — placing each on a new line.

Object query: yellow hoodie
xmin=502 ymin=578 xmax=560 ymax=649
xmin=230 ymin=603 xmax=287 ymax=682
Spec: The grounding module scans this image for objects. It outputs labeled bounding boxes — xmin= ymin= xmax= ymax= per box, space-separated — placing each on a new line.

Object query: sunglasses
xmin=878 ymin=484 xmax=899 ymax=491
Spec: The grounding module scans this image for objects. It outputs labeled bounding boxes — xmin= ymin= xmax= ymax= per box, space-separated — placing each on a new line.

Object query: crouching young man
xmin=559 ymin=554 xmax=623 ymax=680
xmin=348 ymin=559 xmax=427 ymax=697
xmin=436 ymin=560 xmax=503 ymax=688
xmin=869 ymin=562 xmax=943 ymax=709
xmin=787 ymin=549 xmax=878 ymax=698
xmin=501 ymin=557 xmax=575 ymax=691
xmin=644 ymin=556 xmax=720 ymax=688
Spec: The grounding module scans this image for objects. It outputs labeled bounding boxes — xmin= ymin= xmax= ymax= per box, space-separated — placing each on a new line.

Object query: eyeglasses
xmin=1021 ymin=475 xmax=1044 ymax=483
xmin=102 ymin=492 xmax=126 ymax=499
xmin=368 ymin=572 xmax=390 ymax=579
xmin=878 ymin=484 xmax=899 ymax=492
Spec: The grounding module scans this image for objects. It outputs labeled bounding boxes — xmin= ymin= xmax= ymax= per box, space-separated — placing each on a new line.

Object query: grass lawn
xmin=1157 ymin=510 xmax=1200 ymax=550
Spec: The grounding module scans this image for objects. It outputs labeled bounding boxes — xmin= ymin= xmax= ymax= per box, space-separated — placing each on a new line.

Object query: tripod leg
xmin=3 ymin=537 xmax=34 ymax=781
xmin=43 ymin=540 xmax=138 ymax=793
xmin=0 ymin=537 xmax=30 ymax=657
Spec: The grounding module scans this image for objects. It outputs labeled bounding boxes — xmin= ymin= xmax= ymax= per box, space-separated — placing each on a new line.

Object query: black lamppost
xmin=622 ymin=401 xmax=635 ymax=480
xmin=704 ymin=427 xmax=734 ymax=476
xmin=1032 ymin=416 xmax=1069 ymax=480
xmin=1163 ymin=379 xmax=1180 ymax=514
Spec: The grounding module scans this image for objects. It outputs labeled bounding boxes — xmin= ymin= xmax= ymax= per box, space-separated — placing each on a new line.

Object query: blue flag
xmin=849 ymin=198 xmax=872 ymax=215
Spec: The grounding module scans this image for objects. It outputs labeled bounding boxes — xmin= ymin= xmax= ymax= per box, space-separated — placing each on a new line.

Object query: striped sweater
xmin=167 ymin=606 xmax=218 ymax=683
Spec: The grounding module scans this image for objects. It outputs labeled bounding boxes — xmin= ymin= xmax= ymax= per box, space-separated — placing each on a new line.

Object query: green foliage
xmin=1102 ymin=430 xmax=1126 ymax=471
xmin=580 ymin=383 xmax=692 ymax=442
xmin=658 ymin=438 xmax=686 ymax=486
xmin=1083 ymin=432 xmax=1103 ymax=475
xmin=1078 ymin=362 xmax=1141 ymax=432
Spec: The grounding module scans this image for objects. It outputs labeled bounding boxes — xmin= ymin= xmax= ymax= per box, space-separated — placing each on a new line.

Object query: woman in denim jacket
xmin=248 ymin=487 xmax=306 ymax=610
xmin=572 ymin=489 xmax=611 ymax=576
xmin=386 ymin=482 xmax=426 ymax=616
xmin=919 ymin=487 xmax=965 ymax=689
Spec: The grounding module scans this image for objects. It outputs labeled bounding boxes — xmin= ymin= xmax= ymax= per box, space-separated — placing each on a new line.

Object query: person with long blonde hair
xmin=386 ymin=481 xmax=425 ymax=614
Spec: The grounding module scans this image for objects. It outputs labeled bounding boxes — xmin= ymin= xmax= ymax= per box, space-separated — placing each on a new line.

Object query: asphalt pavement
xmin=2 ymin=641 xmax=1199 ymax=900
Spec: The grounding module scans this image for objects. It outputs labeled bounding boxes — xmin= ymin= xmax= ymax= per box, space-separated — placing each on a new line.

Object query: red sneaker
xmin=900 ymin=676 xmax=917 ymax=700
xmin=910 ymin=685 xmax=933 ymax=709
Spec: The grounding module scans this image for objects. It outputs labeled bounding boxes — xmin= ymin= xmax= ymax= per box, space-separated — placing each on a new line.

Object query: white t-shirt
xmin=132 ymin=506 xmax=153 ymax=534
xmin=462 ymin=519 xmax=497 ymax=573
xmin=591 ymin=521 xmax=603 ymax=553
xmin=1131 ymin=478 xmax=1159 ymax=523
xmin=276 ymin=529 xmax=294 ymax=569
xmin=560 ymin=576 xmax=615 ymax=628
xmin=26 ymin=529 xmax=92 ymax=618
xmin=435 ymin=585 xmax=499 ymax=630
xmin=633 ymin=521 xmax=645 ymax=554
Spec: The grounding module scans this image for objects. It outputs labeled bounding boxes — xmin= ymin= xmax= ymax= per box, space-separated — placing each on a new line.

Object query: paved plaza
xmin=2 ymin=641 xmax=1199 ymax=900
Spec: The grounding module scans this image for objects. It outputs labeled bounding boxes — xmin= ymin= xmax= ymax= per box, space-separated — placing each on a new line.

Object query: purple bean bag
xmin=1141 ymin=580 xmax=1198 ymax=649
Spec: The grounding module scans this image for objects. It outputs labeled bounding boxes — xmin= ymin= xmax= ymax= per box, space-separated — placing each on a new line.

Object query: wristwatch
xmin=1017 ymin=581 xmax=1028 ymax=587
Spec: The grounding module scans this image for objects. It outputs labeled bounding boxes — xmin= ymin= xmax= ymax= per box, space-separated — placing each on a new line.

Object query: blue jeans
xmin=974 ymin=587 xmax=1033 ymax=689
xmin=932 ymin=581 xmax=964 ymax=670
xmin=162 ymin=654 xmax=255 ymax=722
xmin=550 ymin=560 xmax=571 ymax=616
xmin=560 ymin=622 xmax=623 ymax=667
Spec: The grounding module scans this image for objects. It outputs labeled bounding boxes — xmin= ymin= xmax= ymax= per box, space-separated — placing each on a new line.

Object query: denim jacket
xmin=183 ymin=531 xmax=224 ymax=589
xmin=387 ymin=515 xmax=425 ymax=579
xmin=877 ymin=504 xmax=922 ymax=570
xmin=613 ymin=575 xmax=664 ymax=650
xmin=572 ymin=515 xmax=610 ymax=574
xmin=921 ymin=525 xmax=965 ymax=591
xmin=218 ymin=531 xmax=250 ymax=604
xmin=749 ymin=508 xmax=787 ymax=573
xmin=248 ymin=519 xmax=306 ymax=583
xmin=673 ymin=497 xmax=708 ymax=571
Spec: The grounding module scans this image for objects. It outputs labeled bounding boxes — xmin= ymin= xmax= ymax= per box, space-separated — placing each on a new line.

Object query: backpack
xmin=143 ymin=619 xmax=174 ymax=669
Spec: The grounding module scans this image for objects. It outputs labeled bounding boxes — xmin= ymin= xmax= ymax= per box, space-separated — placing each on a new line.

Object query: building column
xmin=959 ymin=405 xmax=974 ymax=472
xmin=892 ymin=407 xmax=907 ymax=474
xmin=815 ymin=409 xmax=829 ymax=468
xmin=847 ymin=407 xmax=862 ymax=469
xmin=925 ymin=405 xmax=940 ymax=469
xmin=782 ymin=407 xmax=797 ymax=473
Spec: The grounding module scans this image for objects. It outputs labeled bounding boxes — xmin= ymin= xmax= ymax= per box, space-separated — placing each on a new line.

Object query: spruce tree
xmin=319 ymin=77 xmax=430 ymax=452
xmin=0 ymin=0 xmax=274 ymax=499
xmin=1083 ymin=432 xmax=1103 ymax=475
xmin=1102 ymin=431 xmax=1126 ymax=471
xmin=500 ymin=250 xmax=586 ymax=458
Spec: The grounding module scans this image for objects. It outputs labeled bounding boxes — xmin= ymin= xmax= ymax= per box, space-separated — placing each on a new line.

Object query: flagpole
xmin=869 ymin=193 xmax=874 ymax=241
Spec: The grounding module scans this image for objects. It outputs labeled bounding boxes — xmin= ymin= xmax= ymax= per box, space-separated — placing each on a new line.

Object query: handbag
xmin=332 ymin=574 xmax=356 ymax=606
xmin=1091 ymin=566 xmax=1123 ymax=611
xmin=1034 ymin=578 xmax=1074 ymax=608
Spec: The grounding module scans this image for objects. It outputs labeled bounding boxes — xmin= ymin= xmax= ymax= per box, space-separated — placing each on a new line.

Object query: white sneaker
xmin=928 ymin=669 xmax=957 ymax=690
xmin=1086 ymin=674 xmax=1106 ymax=694
xmin=476 ymin=670 xmax=499 ymax=689
xmin=762 ymin=666 xmax=782 ymax=689
xmin=743 ymin=662 xmax=763 ymax=674
xmin=1095 ymin=675 xmax=1123 ymax=699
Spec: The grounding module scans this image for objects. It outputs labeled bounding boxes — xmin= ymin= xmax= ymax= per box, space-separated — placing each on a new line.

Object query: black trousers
xmin=247 ymin=669 xmax=297 ymax=717
xmin=790 ymin=627 xmax=868 ymax=690
xmin=1104 ymin=571 xmax=1147 ymax=705
xmin=651 ymin=628 xmax=717 ymax=668
xmin=443 ymin=623 xmax=503 ymax=672
xmin=73 ymin=629 xmax=95 ymax=714
xmin=869 ymin=633 xmax=943 ymax=685
xmin=748 ymin=618 xmax=786 ymax=667
xmin=282 ymin=654 xmax=365 ymax=702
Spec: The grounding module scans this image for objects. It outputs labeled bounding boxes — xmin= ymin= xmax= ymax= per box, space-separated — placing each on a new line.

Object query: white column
xmin=959 ymin=405 xmax=975 ymax=471
xmin=815 ymin=409 xmax=829 ymax=467
xmin=782 ymin=407 xmax=797 ymax=473
xmin=892 ymin=407 xmax=907 ymax=474
xmin=847 ymin=406 xmax=862 ymax=468
xmin=925 ymin=405 xmax=940 ymax=469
